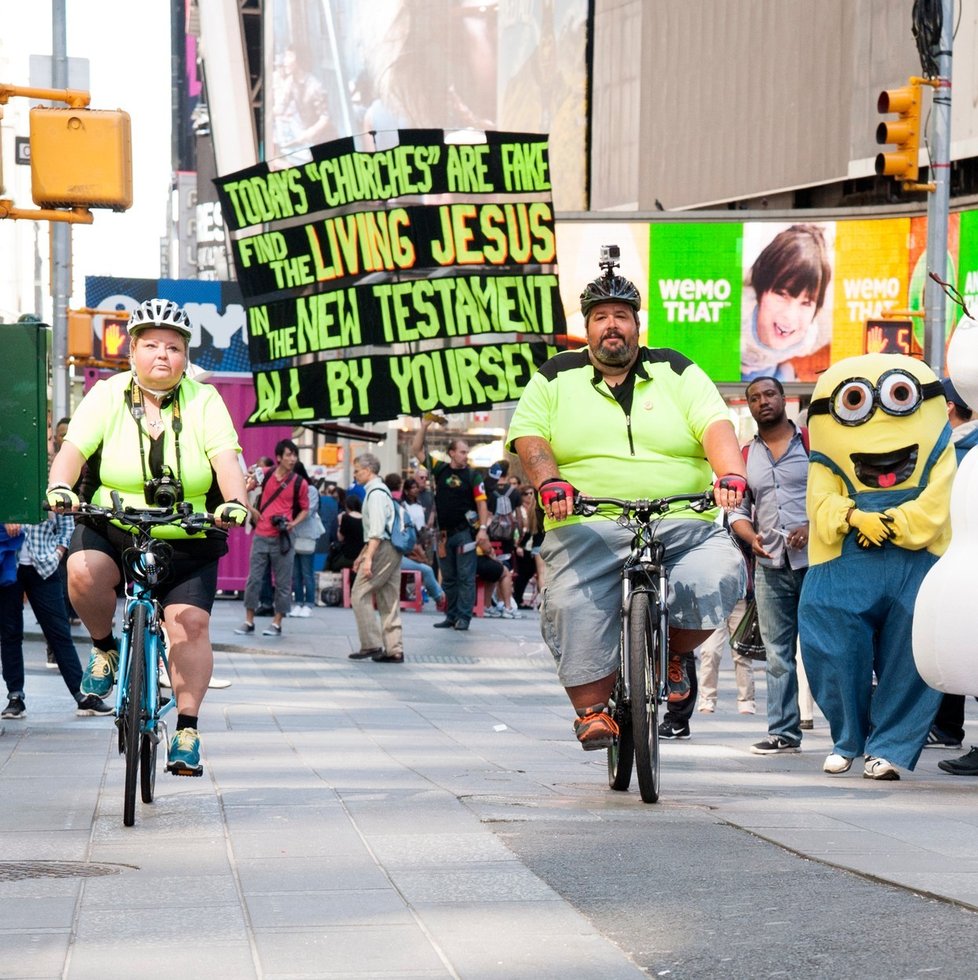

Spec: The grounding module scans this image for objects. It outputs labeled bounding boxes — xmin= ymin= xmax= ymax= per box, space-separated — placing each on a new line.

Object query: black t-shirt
xmin=339 ymin=513 xmax=364 ymax=559
xmin=431 ymin=458 xmax=484 ymax=534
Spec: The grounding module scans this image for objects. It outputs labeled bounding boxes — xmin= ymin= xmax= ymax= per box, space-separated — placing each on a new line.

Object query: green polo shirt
xmin=507 ymin=347 xmax=728 ymax=529
xmin=66 ymin=371 xmax=241 ymax=537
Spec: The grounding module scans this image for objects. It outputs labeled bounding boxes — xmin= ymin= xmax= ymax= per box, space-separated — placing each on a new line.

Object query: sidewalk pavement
xmin=3 ymin=595 xmax=978 ymax=978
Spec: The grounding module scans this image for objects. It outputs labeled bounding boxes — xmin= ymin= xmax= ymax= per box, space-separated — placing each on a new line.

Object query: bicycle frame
xmin=114 ymin=549 xmax=175 ymax=748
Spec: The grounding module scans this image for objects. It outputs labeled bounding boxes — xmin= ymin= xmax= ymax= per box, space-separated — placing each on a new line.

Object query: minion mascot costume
xmin=799 ymin=353 xmax=955 ymax=780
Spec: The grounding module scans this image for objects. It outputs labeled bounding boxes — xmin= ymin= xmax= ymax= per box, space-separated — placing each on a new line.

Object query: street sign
xmin=865 ymin=319 xmax=920 ymax=356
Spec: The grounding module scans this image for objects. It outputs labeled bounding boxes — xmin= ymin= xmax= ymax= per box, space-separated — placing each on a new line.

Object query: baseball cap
xmin=942 ymin=377 xmax=971 ymax=413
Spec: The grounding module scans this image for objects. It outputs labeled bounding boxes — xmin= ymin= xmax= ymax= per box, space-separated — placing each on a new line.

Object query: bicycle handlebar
xmin=47 ymin=491 xmax=223 ymax=537
xmin=573 ymin=489 xmax=716 ymax=519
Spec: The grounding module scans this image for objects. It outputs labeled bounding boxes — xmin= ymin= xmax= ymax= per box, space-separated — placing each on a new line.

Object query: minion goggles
xmin=807 ymin=368 xmax=945 ymax=427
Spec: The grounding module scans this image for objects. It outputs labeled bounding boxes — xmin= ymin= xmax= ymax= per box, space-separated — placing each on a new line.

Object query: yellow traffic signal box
xmin=875 ymin=84 xmax=923 ymax=184
xmin=29 ymin=106 xmax=132 ymax=210
xmin=67 ymin=310 xmax=93 ymax=358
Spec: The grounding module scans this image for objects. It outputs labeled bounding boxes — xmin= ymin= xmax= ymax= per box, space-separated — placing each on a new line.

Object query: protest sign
xmin=215 ymin=130 xmax=564 ymax=424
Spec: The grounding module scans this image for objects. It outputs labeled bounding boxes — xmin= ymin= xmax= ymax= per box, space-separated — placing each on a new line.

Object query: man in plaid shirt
xmin=0 ymin=513 xmax=112 ymax=719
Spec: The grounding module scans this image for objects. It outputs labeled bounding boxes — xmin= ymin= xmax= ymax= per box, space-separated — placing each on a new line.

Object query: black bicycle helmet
xmin=127 ymin=298 xmax=193 ymax=340
xmin=580 ymin=271 xmax=641 ymax=318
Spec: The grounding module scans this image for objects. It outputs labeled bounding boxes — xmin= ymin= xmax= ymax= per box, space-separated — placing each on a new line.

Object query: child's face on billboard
xmin=757 ymin=288 xmax=817 ymax=351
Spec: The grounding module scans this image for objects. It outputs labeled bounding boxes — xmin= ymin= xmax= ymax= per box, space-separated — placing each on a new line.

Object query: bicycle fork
xmin=114 ymin=596 xmax=174 ymax=747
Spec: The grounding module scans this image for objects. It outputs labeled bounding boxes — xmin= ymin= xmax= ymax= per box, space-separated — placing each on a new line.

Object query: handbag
xmin=730 ymin=598 xmax=766 ymax=660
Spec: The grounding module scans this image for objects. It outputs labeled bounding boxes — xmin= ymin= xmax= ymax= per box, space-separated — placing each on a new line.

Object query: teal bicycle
xmin=76 ymin=493 xmax=224 ymax=826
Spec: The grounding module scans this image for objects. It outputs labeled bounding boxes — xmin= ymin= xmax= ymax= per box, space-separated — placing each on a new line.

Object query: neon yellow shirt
xmin=66 ymin=371 xmax=241 ymax=535
xmin=507 ymin=348 xmax=728 ymax=529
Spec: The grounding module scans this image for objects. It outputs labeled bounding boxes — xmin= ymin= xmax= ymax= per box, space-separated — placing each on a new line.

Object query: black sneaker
xmin=76 ymin=694 xmax=114 ymax=716
xmin=924 ymin=725 xmax=963 ymax=749
xmin=938 ymin=746 xmax=978 ymax=776
xmin=433 ymin=619 xmax=457 ymax=629
xmin=750 ymin=734 xmax=801 ymax=755
xmin=658 ymin=721 xmax=691 ymax=740
xmin=46 ymin=647 xmax=58 ymax=669
xmin=2 ymin=696 xmax=26 ymax=719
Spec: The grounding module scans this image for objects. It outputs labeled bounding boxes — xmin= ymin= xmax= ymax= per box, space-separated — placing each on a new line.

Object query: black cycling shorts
xmin=68 ymin=520 xmax=225 ymax=613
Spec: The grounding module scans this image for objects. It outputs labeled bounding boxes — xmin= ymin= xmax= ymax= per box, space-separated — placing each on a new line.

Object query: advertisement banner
xmin=649 ymin=222 xmax=743 ymax=382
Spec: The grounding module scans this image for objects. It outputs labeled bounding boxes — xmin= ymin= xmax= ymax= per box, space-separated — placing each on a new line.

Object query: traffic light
xmin=318 ymin=443 xmax=342 ymax=467
xmin=29 ymin=106 xmax=132 ymax=211
xmin=67 ymin=310 xmax=93 ymax=358
xmin=875 ymin=83 xmax=923 ymax=185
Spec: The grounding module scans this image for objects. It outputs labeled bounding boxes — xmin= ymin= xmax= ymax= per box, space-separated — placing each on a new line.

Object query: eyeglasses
xmin=807 ymin=369 xmax=944 ymax=427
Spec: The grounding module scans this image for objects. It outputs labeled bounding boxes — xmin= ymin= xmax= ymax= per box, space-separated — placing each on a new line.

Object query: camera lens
xmin=155 ymin=486 xmax=177 ymax=508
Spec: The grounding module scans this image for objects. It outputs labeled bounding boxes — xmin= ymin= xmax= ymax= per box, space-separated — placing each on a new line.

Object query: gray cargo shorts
xmin=539 ymin=517 xmax=747 ymax=688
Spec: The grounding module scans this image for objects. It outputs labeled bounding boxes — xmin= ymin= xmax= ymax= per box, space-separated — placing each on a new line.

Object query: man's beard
xmin=593 ymin=337 xmax=637 ymax=367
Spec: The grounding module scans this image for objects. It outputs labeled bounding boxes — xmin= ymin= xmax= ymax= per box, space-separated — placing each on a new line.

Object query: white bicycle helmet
xmin=127 ymin=299 xmax=193 ymax=340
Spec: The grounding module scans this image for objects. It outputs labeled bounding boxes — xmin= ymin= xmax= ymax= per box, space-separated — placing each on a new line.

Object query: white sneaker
xmin=863 ymin=756 xmax=900 ymax=780
xmin=287 ymin=607 xmax=302 ymax=617
xmin=299 ymin=605 xmax=311 ymax=618
xmin=484 ymin=607 xmax=503 ymax=618
xmin=823 ymin=753 xmax=853 ymax=774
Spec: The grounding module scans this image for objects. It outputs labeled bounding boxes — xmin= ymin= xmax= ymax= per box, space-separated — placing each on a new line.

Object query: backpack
xmin=367 ymin=487 xmax=418 ymax=555
xmin=487 ymin=487 xmax=518 ymax=543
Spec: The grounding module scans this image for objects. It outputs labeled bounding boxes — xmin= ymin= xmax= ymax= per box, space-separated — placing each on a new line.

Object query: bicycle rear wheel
xmin=628 ymin=591 xmax=660 ymax=803
xmin=123 ymin=605 xmax=147 ymax=826
xmin=607 ymin=672 xmax=634 ymax=791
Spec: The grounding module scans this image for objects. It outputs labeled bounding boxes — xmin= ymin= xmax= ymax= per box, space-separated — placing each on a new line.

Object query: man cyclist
xmin=508 ymin=248 xmax=748 ymax=750
xmin=46 ymin=299 xmax=249 ymax=775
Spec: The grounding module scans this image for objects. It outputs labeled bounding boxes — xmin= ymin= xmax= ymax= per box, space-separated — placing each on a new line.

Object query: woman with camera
xmin=45 ymin=299 xmax=249 ymax=776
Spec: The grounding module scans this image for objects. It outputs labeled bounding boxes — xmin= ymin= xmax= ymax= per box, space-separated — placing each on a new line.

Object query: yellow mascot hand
xmin=848 ymin=509 xmax=895 ymax=548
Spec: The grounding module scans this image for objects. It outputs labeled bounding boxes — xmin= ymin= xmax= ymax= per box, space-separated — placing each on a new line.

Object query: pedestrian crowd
xmin=7 ymin=283 xmax=978 ymax=792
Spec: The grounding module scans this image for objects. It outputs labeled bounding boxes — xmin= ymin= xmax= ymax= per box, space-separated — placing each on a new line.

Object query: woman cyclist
xmin=46 ymin=299 xmax=249 ymax=776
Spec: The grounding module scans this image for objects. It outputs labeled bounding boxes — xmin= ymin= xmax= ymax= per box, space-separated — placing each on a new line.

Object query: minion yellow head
xmin=808 ymin=353 xmax=948 ymax=490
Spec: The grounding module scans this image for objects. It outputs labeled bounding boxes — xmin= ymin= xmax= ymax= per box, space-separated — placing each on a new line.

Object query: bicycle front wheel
xmin=123 ymin=604 xmax=147 ymax=826
xmin=628 ymin=590 xmax=660 ymax=803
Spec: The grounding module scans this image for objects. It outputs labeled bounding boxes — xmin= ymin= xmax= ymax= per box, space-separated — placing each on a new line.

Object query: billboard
xmin=556 ymin=210 xmax=976 ymax=386
xmin=262 ymin=0 xmax=588 ymax=212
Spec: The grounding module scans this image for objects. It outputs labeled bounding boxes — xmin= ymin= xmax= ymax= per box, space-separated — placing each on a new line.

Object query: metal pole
xmin=51 ymin=0 xmax=71 ymax=424
xmin=923 ymin=0 xmax=953 ymax=375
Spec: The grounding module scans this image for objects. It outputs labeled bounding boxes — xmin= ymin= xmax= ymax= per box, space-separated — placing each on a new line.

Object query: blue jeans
xmin=754 ymin=563 xmax=807 ymax=744
xmin=401 ymin=557 xmax=443 ymax=600
xmin=0 ymin=565 xmax=82 ymax=697
xmin=293 ymin=550 xmax=316 ymax=605
xmin=441 ymin=529 xmax=476 ymax=624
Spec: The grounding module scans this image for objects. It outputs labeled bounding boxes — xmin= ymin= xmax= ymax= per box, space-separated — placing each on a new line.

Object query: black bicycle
xmin=73 ymin=494 xmax=224 ymax=826
xmin=573 ymin=490 xmax=716 ymax=803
